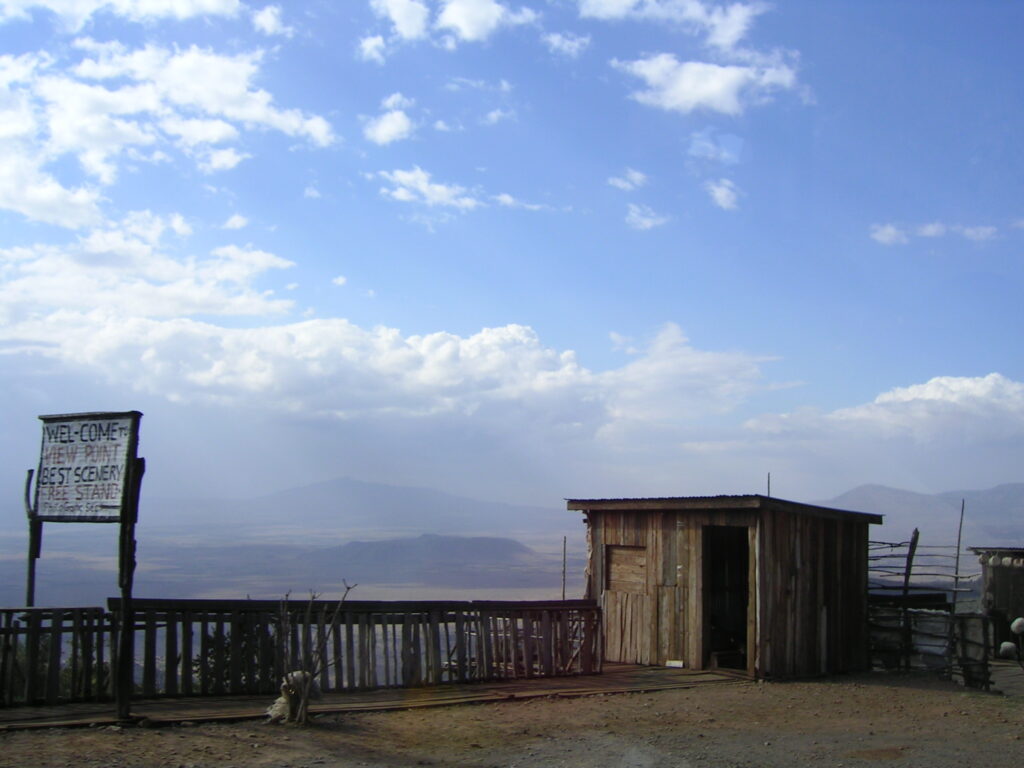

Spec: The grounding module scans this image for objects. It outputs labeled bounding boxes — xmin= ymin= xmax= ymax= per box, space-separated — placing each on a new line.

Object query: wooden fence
xmin=868 ymin=533 xmax=991 ymax=689
xmin=0 ymin=607 xmax=114 ymax=706
xmin=1 ymin=599 xmax=601 ymax=706
xmin=868 ymin=604 xmax=992 ymax=689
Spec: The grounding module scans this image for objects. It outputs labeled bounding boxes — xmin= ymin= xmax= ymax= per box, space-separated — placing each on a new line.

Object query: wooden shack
xmin=567 ymin=495 xmax=882 ymax=679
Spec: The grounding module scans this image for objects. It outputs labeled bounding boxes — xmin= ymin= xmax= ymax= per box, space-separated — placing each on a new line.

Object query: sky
xmin=1 ymin=0 xmax=1023 ymax=513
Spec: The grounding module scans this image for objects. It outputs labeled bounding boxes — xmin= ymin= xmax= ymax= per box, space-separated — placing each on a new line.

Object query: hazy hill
xmin=822 ymin=483 xmax=1024 ymax=547
xmin=0 ymin=477 xmax=583 ymax=605
xmin=140 ymin=476 xmax=1024 ymax=550
xmin=305 ymin=534 xmax=570 ymax=588
xmin=141 ymin=476 xmax=576 ymax=545
xmin=0 ymin=533 xmax=585 ymax=606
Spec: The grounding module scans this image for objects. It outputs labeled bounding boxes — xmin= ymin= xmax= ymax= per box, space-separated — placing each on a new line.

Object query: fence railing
xmin=868 ymin=531 xmax=991 ymax=689
xmin=0 ymin=607 xmax=115 ymax=706
xmin=1 ymin=598 xmax=601 ymax=707
xmin=868 ymin=530 xmax=979 ymax=606
xmin=868 ymin=606 xmax=992 ymax=689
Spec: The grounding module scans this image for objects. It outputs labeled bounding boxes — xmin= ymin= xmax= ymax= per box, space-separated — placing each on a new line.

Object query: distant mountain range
xmin=0 ymin=531 xmax=585 ymax=607
xmin=2 ymin=476 xmax=1021 ymax=607
xmin=822 ymin=483 xmax=1024 ymax=547
xmin=141 ymin=475 xmax=1021 ymax=550
xmin=140 ymin=476 xmax=579 ymax=546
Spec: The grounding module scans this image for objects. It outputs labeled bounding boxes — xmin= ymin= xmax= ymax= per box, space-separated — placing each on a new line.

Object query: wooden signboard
xmin=35 ymin=412 xmax=141 ymax=522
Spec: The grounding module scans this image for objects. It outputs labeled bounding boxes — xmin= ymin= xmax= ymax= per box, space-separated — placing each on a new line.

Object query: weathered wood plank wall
xmin=581 ymin=502 xmax=873 ymax=679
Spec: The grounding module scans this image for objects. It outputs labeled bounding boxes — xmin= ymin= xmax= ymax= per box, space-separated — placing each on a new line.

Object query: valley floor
xmin=2 ymin=671 xmax=1023 ymax=768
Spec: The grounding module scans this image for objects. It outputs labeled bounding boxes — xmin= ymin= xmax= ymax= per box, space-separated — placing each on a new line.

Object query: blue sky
xmin=1 ymin=0 xmax=1022 ymax=510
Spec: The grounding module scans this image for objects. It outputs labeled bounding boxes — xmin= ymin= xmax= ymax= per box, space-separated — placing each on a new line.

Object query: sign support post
xmin=23 ymin=469 xmax=41 ymax=607
xmin=116 ymin=455 xmax=144 ymax=721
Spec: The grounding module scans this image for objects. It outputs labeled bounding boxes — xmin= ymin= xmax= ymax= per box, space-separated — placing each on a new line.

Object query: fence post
xmin=899 ymin=529 xmax=920 ymax=670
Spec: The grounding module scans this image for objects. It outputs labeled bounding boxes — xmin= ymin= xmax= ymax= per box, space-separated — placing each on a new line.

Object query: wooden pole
xmin=952 ymin=499 xmax=965 ymax=613
xmin=23 ymin=469 xmax=40 ymax=608
xmin=561 ymin=536 xmax=567 ymax=601
xmin=900 ymin=528 xmax=920 ymax=670
xmin=115 ymin=456 xmax=145 ymax=722
xmin=26 ymin=520 xmax=41 ymax=608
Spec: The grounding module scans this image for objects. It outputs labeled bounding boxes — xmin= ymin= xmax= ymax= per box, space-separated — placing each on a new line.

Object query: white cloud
xmin=577 ymin=0 xmax=635 ymax=17
xmin=303 ymin=184 xmax=321 ymax=199
xmin=363 ymin=93 xmax=416 ymax=145
xmin=873 ymin=221 xmax=998 ymax=245
xmin=874 ymin=374 xmax=1020 ymax=407
xmin=747 ymin=374 xmax=1024 ymax=443
xmin=705 ymin=178 xmax=738 ymax=210
xmin=444 ymin=76 xmax=511 ymax=92
xmin=433 ymin=119 xmax=453 ymax=131
xmin=728 ymin=372 xmax=1024 ymax=508
xmin=688 ymin=129 xmax=742 ymax=164
xmin=609 ymin=330 xmax=636 ymax=354
xmin=870 ymin=223 xmax=908 ymax=245
xmin=33 ymin=73 xmax=160 ymax=184
xmin=917 ymin=221 xmax=946 ymax=237
xmin=613 ymin=54 xmax=795 ymax=116
xmin=223 ymin=213 xmax=248 ymax=229
xmin=958 ymin=225 xmax=996 ymax=242
xmin=0 ymin=279 xmax=765 ymax=450
xmin=493 ymin=192 xmax=543 ymax=210
xmin=0 ymin=215 xmax=293 ymax=326
xmin=364 ymin=109 xmax=414 ymax=145
xmin=332 ymin=275 xmax=347 ymax=286
xmin=161 ymin=117 xmax=239 ymax=147
xmin=251 ymin=5 xmax=293 ymax=37
xmin=199 ymin=147 xmax=249 ymax=173
xmin=198 ymin=244 xmax=291 ymax=286
xmin=169 ymin=213 xmax=191 ymax=236
xmin=78 ymin=209 xmax=175 ymax=260
xmin=481 ymin=107 xmax=514 ymax=125
xmin=625 ymin=203 xmax=667 ymax=230
xmin=608 ymin=167 xmax=647 ymax=191
xmin=378 ymin=166 xmax=481 ymax=209
xmin=578 ymin=0 xmax=766 ymax=54
xmin=0 ymin=41 xmax=335 ymax=227
xmin=0 ymin=0 xmax=241 ymax=31
xmin=436 ymin=0 xmax=537 ymax=43
xmin=598 ymin=324 xmax=764 ymax=426
xmin=0 ymin=152 xmax=102 ymax=228
xmin=358 ymin=35 xmax=387 ymax=64
xmin=382 ymin=92 xmax=414 ymax=110
xmin=542 ymin=31 xmax=590 ymax=58
xmin=370 ymin=0 xmax=429 ymax=40
xmin=73 ymin=43 xmax=335 ymax=147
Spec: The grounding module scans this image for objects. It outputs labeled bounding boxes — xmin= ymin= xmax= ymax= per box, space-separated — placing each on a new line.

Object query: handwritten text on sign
xmin=37 ymin=417 xmax=134 ymax=521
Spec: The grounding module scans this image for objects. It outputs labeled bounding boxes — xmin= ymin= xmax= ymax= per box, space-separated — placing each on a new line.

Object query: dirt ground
xmin=2 ymin=673 xmax=1023 ymax=768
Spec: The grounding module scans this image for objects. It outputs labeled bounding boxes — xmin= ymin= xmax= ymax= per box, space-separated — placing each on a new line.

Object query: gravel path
xmin=3 ymin=672 xmax=1023 ymax=768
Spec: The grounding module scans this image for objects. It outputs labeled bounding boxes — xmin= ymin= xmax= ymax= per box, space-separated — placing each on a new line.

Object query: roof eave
xmin=566 ymin=494 xmax=883 ymax=525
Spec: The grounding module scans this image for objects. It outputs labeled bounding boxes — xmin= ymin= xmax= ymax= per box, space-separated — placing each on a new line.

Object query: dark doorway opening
xmin=704 ymin=525 xmax=750 ymax=670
